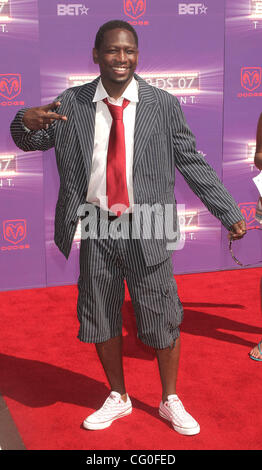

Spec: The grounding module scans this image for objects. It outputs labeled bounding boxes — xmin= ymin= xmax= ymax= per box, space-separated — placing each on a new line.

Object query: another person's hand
xmin=22 ymin=101 xmax=67 ymax=130
xmin=228 ymin=219 xmax=247 ymax=240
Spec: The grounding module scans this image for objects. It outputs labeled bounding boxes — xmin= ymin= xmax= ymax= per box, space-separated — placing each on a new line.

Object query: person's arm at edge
xmin=172 ymin=98 xmax=246 ymax=239
xmin=254 ymin=112 xmax=262 ymax=170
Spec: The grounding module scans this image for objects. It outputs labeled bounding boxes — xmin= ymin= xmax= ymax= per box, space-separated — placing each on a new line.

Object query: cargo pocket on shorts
xmin=162 ymin=279 xmax=184 ymax=327
xmin=77 ymin=276 xmax=86 ymax=295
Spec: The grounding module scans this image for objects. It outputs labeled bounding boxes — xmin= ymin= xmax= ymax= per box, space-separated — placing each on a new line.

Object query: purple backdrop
xmin=1 ymin=0 xmax=262 ymax=291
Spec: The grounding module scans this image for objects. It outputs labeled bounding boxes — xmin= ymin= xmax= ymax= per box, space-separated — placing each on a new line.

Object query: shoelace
xmin=167 ymin=398 xmax=186 ymax=417
xmin=96 ymin=394 xmax=121 ymax=415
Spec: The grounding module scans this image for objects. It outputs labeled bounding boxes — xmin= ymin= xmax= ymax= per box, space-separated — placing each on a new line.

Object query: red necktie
xmin=103 ymin=97 xmax=130 ymax=216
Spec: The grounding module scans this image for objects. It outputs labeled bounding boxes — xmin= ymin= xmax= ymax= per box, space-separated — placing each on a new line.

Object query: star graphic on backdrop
xmin=198 ymin=150 xmax=207 ymax=158
xmin=199 ymin=4 xmax=208 ymax=14
xmin=80 ymin=5 xmax=89 ymax=15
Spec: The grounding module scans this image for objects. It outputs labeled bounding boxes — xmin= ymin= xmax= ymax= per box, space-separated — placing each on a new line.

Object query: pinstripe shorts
xmin=77 ymin=210 xmax=183 ymax=349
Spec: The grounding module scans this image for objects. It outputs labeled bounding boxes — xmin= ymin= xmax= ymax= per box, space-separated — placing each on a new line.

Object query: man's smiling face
xmin=93 ymin=28 xmax=139 ymax=87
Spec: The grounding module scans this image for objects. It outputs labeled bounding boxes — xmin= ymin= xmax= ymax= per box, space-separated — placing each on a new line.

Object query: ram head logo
xmin=124 ymin=0 xmax=146 ymax=19
xmin=0 ymin=74 xmax=22 ymax=100
xmin=238 ymin=202 xmax=258 ymax=228
xmin=241 ymin=67 xmax=262 ymax=92
xmin=3 ymin=219 xmax=27 ymax=244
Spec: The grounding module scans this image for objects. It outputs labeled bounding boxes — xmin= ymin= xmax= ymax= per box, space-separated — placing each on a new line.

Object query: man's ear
xmin=93 ymin=48 xmax=99 ymax=64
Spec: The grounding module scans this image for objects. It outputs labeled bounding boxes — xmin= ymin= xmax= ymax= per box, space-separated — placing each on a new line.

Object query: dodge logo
xmin=124 ymin=0 xmax=146 ymax=20
xmin=0 ymin=74 xmax=22 ymax=101
xmin=3 ymin=219 xmax=27 ymax=244
xmin=241 ymin=67 xmax=262 ymax=92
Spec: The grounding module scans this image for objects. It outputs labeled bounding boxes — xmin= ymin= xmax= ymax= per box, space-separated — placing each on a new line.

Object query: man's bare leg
xmin=95 ymin=334 xmax=181 ymax=404
xmin=95 ymin=334 xmax=128 ymax=402
xmin=156 ymin=336 xmax=200 ymax=435
xmin=156 ymin=336 xmax=181 ymax=403
xmin=83 ymin=334 xmax=130 ymax=430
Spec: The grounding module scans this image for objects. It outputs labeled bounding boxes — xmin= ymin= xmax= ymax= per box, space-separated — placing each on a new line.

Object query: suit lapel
xmin=133 ymin=74 xmax=159 ymax=176
xmin=72 ymin=74 xmax=158 ymax=180
xmin=72 ymin=77 xmax=100 ymax=179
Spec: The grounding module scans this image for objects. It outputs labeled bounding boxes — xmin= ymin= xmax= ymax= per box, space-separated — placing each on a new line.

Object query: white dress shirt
xmin=86 ymin=77 xmax=139 ymax=213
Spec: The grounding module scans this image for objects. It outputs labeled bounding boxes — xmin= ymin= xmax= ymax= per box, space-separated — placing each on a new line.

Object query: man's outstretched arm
xmin=10 ymin=100 xmax=67 ymax=152
xmin=172 ymin=99 xmax=246 ymax=240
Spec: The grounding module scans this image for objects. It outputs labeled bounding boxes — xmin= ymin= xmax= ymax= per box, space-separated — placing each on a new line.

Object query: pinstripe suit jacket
xmin=10 ymin=74 xmax=243 ymax=266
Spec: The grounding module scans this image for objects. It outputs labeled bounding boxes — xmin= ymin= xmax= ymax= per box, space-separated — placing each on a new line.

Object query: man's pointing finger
xmin=43 ymin=112 xmax=67 ymax=121
xmin=43 ymin=101 xmax=61 ymax=111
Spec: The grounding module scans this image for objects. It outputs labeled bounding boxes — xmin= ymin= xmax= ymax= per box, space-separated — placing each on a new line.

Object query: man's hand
xmin=228 ymin=219 xmax=247 ymax=240
xmin=22 ymin=101 xmax=67 ymax=130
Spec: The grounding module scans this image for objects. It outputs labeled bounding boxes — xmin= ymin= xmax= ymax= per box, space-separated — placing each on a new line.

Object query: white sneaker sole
xmin=159 ymin=409 xmax=200 ymax=436
xmin=83 ymin=406 xmax=132 ymax=430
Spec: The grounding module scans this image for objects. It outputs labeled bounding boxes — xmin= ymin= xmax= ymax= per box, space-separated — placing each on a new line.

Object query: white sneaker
xmin=83 ymin=391 xmax=132 ymax=430
xmin=159 ymin=394 xmax=200 ymax=436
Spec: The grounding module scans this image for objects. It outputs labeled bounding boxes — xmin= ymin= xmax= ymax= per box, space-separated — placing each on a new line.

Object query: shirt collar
xmin=93 ymin=76 xmax=139 ymax=104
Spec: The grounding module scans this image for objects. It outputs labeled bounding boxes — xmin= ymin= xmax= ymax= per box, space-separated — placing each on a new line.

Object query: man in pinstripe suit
xmin=11 ymin=20 xmax=246 ymax=435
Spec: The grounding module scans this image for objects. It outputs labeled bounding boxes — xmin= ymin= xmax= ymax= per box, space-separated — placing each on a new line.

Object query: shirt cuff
xmin=21 ymin=121 xmax=31 ymax=132
xmin=16 ymin=108 xmax=31 ymax=132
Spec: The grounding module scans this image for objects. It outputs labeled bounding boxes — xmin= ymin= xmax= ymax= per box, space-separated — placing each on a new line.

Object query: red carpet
xmin=1 ymin=267 xmax=262 ymax=450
